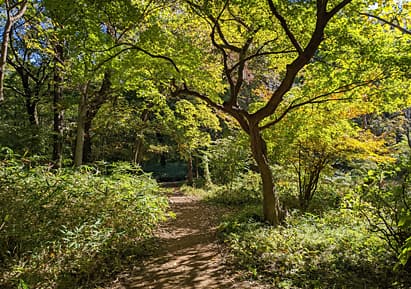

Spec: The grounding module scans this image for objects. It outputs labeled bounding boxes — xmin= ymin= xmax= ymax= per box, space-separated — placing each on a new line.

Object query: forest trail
xmin=107 ymin=191 xmax=266 ymax=289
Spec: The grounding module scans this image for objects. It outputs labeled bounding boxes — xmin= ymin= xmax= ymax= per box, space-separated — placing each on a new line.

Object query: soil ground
xmin=106 ymin=191 xmax=267 ymax=289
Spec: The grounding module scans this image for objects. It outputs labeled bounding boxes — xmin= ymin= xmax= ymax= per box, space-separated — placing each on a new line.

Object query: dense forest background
xmin=1 ymin=0 xmax=411 ymax=288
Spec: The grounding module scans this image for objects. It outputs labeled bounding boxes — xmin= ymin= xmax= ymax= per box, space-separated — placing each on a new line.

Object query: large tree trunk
xmin=52 ymin=44 xmax=64 ymax=168
xmin=81 ymin=70 xmax=112 ymax=163
xmin=249 ymin=126 xmax=282 ymax=226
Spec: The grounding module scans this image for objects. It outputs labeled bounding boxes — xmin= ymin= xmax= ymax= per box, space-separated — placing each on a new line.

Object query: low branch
xmin=172 ymin=83 xmax=224 ymax=112
xmin=172 ymin=82 xmax=250 ymax=133
xmin=4 ymin=84 xmax=25 ymax=96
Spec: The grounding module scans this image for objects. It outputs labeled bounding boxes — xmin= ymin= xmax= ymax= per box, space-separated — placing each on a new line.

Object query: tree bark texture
xmin=249 ymin=126 xmax=282 ymax=226
xmin=81 ymin=70 xmax=112 ymax=163
xmin=18 ymin=69 xmax=40 ymax=126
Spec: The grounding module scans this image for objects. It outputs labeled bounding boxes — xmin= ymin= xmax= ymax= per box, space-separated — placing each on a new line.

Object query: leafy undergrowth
xmin=218 ymin=206 xmax=411 ymax=289
xmin=181 ymin=171 xmax=262 ymax=205
xmin=0 ymin=151 xmax=169 ymax=289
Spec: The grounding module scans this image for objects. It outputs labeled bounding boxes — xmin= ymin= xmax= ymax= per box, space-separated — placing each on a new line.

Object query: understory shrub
xmin=206 ymin=171 xmax=262 ymax=205
xmin=351 ymin=160 xmax=411 ymax=270
xmin=0 ymin=149 xmax=169 ymax=288
xmin=219 ymin=208 xmax=411 ymax=289
xmin=207 ymin=135 xmax=251 ymax=185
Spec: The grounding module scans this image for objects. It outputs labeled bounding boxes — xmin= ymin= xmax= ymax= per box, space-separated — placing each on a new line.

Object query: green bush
xmin=273 ymin=164 xmax=352 ymax=214
xmin=350 ymin=160 xmax=411 ymax=269
xmin=0 ymin=150 xmax=169 ymax=288
xmin=219 ymin=208 xmax=411 ymax=288
xmin=206 ymin=171 xmax=262 ymax=205
xmin=208 ymin=135 xmax=251 ymax=185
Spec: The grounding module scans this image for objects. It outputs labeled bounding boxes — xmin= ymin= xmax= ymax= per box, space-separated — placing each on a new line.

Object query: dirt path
xmin=108 ymin=192 xmax=265 ymax=289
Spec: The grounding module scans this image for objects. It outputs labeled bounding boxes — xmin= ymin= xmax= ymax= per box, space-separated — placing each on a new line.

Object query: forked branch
xmin=259 ymin=78 xmax=377 ymax=130
xmin=251 ymin=0 xmax=353 ymax=123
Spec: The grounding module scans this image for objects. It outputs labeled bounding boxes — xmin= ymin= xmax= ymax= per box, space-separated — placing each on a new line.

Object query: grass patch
xmin=179 ymin=171 xmax=262 ymax=205
xmin=0 ymin=155 xmax=170 ymax=289
xmin=218 ymin=207 xmax=411 ymax=289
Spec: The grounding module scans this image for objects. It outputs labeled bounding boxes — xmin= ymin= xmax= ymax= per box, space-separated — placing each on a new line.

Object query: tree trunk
xmin=194 ymin=156 xmax=199 ymax=179
xmin=249 ymin=126 xmax=282 ymax=226
xmin=83 ymin=117 xmax=93 ymax=163
xmin=0 ymin=0 xmax=27 ymax=102
xmin=133 ymin=109 xmax=150 ymax=164
xmin=0 ymin=14 xmax=12 ymax=103
xmin=187 ymin=153 xmax=193 ymax=185
xmin=133 ymin=137 xmax=144 ymax=164
xmin=19 ymin=69 xmax=39 ymax=126
xmin=81 ymin=70 xmax=112 ymax=163
xmin=74 ymin=85 xmax=87 ymax=167
xmin=203 ymin=154 xmax=212 ymax=186
xmin=26 ymin=98 xmax=39 ymax=126
xmin=52 ymin=44 xmax=64 ymax=168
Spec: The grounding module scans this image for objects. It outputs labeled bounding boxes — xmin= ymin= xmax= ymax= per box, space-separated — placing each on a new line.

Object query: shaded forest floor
xmin=105 ymin=190 xmax=266 ymax=289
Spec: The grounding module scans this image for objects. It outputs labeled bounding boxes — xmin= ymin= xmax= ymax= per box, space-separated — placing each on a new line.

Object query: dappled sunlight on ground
xmin=105 ymin=194 xmax=266 ymax=289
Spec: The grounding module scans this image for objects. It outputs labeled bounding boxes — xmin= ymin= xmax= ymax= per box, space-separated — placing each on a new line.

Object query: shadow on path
xmin=107 ymin=193 xmax=263 ymax=289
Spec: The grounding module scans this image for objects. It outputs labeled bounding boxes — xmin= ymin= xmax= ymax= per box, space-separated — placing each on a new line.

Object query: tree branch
xmin=229 ymin=49 xmax=297 ymax=72
xmin=251 ymin=0 xmax=352 ymax=124
xmin=359 ymin=12 xmax=411 ymax=35
xmin=267 ymin=0 xmax=303 ymax=54
xmin=121 ymin=43 xmax=181 ymax=72
xmin=228 ymin=36 xmax=254 ymax=106
xmin=173 ymin=84 xmax=224 ymax=111
xmin=7 ymin=0 xmax=28 ymax=22
xmin=260 ymin=78 xmax=376 ymax=130
xmin=172 ymin=82 xmax=250 ymax=133
xmin=89 ymin=43 xmax=180 ymax=73
xmin=210 ymin=1 xmax=242 ymax=52
xmin=4 ymin=84 xmax=24 ymax=96
xmin=0 ymin=0 xmax=28 ymax=102
xmin=327 ymin=0 xmax=352 ymax=19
